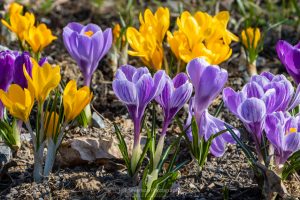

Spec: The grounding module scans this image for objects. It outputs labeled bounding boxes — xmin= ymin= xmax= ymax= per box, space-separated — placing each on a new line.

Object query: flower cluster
xmin=2 ymin=2 xmax=300 ymax=199
xmin=1 ymin=3 xmax=56 ymax=55
xmin=113 ymin=58 xmax=237 ymax=188
xmin=127 ymin=7 xmax=170 ymax=71
xmin=223 ymin=72 xmax=300 ymax=165
xmin=167 ymin=11 xmax=238 ymax=65
xmin=0 ymin=57 xmax=92 ymax=181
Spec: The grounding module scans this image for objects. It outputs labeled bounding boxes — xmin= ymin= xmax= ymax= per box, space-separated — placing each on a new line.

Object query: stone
xmin=0 ymin=143 xmax=12 ymax=165
xmin=20 ymin=133 xmax=32 ymax=142
xmin=92 ymin=112 xmax=105 ymax=129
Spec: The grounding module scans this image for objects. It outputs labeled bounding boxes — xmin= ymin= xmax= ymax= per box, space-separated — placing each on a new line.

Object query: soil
xmin=0 ymin=0 xmax=300 ymax=199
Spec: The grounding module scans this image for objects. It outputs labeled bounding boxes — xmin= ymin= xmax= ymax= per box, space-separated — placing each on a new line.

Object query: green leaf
xmin=191 ymin=117 xmax=199 ymax=157
xmin=135 ymin=136 xmax=152 ymax=175
xmin=146 ymin=172 xmax=177 ymax=199
xmin=282 ymin=150 xmax=300 ymax=180
xmin=224 ymin=124 xmax=257 ymax=164
xmin=141 ymin=165 xmax=150 ymax=198
xmin=157 ymin=171 xmax=179 ymax=198
xmin=114 ymin=123 xmax=131 ymax=176
xmin=213 ymin=100 xmax=224 ymax=117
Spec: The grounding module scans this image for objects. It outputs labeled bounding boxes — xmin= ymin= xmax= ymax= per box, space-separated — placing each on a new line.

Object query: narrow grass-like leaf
xmin=225 ymin=124 xmax=256 ymax=164
xmin=282 ymin=150 xmax=300 ymax=180
xmin=141 ymin=165 xmax=149 ymax=198
xmin=114 ymin=123 xmax=131 ymax=176
xmin=213 ymin=100 xmax=224 ymax=117
xmin=146 ymin=172 xmax=176 ymax=199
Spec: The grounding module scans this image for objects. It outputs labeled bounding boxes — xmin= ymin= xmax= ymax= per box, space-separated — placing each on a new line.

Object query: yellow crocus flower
xmin=213 ymin=11 xmax=239 ymax=44
xmin=167 ymin=10 xmax=238 ymax=65
xmin=167 ymin=31 xmax=188 ymax=59
xmin=127 ymin=27 xmax=163 ymax=70
xmin=24 ymin=59 xmax=61 ymax=103
xmin=241 ymin=27 xmax=261 ymax=49
xmin=44 ymin=112 xmax=60 ymax=138
xmin=1 ymin=12 xmax=35 ymax=40
xmin=63 ymin=80 xmax=93 ymax=122
xmin=25 ymin=24 xmax=57 ymax=53
xmin=0 ymin=84 xmax=34 ymax=122
xmin=139 ymin=7 xmax=169 ymax=43
xmin=8 ymin=2 xmax=23 ymax=14
xmin=127 ymin=7 xmax=169 ymax=71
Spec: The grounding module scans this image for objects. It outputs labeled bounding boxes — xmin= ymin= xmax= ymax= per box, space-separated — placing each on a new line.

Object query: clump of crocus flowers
xmin=167 ymin=11 xmax=238 ymax=67
xmin=2 ymin=1 xmax=300 ymax=199
xmin=0 ymin=58 xmax=92 ymax=182
xmin=127 ymin=8 xmax=238 ymax=74
xmin=1 ymin=2 xmax=56 ymax=59
xmin=113 ymin=58 xmax=239 ymax=197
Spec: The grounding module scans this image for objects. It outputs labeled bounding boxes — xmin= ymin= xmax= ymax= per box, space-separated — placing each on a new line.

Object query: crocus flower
xmin=139 ymin=7 xmax=170 ymax=43
xmin=0 ymin=51 xmax=16 ymax=91
xmin=223 ymin=72 xmax=300 ymax=151
xmin=25 ymin=24 xmax=57 ymax=53
xmin=153 ymin=73 xmax=192 ymax=169
xmin=63 ymin=22 xmax=112 ymax=86
xmin=24 ymin=59 xmax=61 ymax=103
xmin=113 ymin=65 xmax=166 ymax=172
xmin=167 ymin=11 xmax=238 ymax=65
xmin=127 ymin=29 xmax=164 ymax=70
xmin=186 ymin=58 xmax=236 ymax=157
xmin=63 ymin=80 xmax=93 ymax=122
xmin=8 ymin=2 xmax=23 ymax=15
xmin=0 ymin=84 xmax=34 ymax=122
xmin=241 ymin=27 xmax=261 ymax=49
xmin=1 ymin=12 xmax=35 ymax=40
xmin=186 ymin=98 xmax=237 ymax=157
xmin=13 ymin=52 xmax=32 ymax=89
xmin=127 ymin=7 xmax=169 ymax=71
xmin=155 ymin=72 xmax=192 ymax=134
xmin=276 ymin=40 xmax=300 ymax=84
xmin=0 ymin=51 xmax=16 ymax=118
xmin=265 ymin=112 xmax=300 ymax=166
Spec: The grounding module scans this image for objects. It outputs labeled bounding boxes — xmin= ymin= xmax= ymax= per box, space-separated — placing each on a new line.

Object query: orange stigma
xmin=289 ymin=127 xmax=297 ymax=133
xmin=84 ymin=30 xmax=94 ymax=37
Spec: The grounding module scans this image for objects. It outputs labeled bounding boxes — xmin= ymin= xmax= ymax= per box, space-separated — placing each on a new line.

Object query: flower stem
xmin=153 ymin=122 xmax=168 ymax=170
xmin=247 ymin=60 xmax=257 ymax=76
xmin=33 ymin=142 xmax=44 ymax=183
xmin=11 ymin=119 xmax=21 ymax=151
xmin=44 ymin=139 xmax=56 ymax=177
xmin=83 ymin=103 xmax=92 ymax=127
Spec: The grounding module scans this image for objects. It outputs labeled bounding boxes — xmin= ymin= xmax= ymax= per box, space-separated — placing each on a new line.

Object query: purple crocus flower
xmin=223 ymin=72 xmax=300 ymax=154
xmin=113 ymin=65 xmax=166 ymax=148
xmin=63 ymin=22 xmax=112 ymax=86
xmin=276 ymin=40 xmax=300 ymax=84
xmin=185 ymin=58 xmax=237 ymax=157
xmin=265 ymin=111 xmax=300 ymax=166
xmin=155 ymin=73 xmax=193 ymax=135
xmin=13 ymin=52 xmax=32 ymax=89
xmin=0 ymin=50 xmax=16 ymax=118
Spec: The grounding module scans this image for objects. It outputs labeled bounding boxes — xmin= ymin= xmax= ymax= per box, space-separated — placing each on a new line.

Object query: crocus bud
xmin=241 ymin=27 xmax=261 ymax=49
